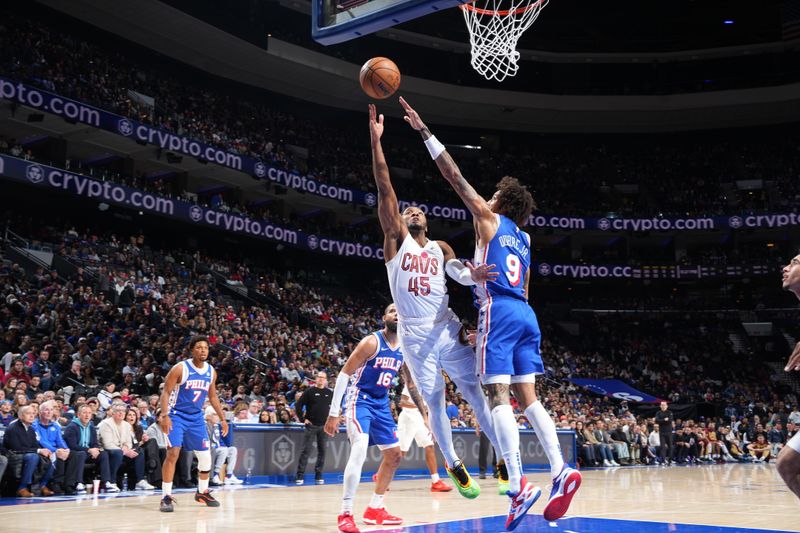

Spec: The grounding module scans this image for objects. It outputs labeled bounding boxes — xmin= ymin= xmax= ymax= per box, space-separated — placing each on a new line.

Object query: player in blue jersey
xmin=325 ymin=303 xmax=424 ymax=533
xmin=157 ymin=335 xmax=228 ymax=512
xmin=400 ymin=97 xmax=582 ymax=530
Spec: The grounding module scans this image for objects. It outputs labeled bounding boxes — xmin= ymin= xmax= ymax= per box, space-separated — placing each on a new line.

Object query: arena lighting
xmin=724 ymin=20 xmax=734 ymax=24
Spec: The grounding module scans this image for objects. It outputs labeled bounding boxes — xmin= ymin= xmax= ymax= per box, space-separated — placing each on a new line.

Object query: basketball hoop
xmin=460 ymin=0 xmax=548 ymax=82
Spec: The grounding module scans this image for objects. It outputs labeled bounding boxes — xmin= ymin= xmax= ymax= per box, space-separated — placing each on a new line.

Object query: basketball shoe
xmin=194 ymin=490 xmax=220 ymax=507
xmin=159 ymin=495 xmax=176 ymax=513
xmin=337 ymin=512 xmax=360 ymax=533
xmin=542 ymin=465 xmax=582 ymax=521
xmin=505 ymin=476 xmax=541 ymax=531
xmin=362 ymin=506 xmax=403 ymax=525
xmin=430 ymin=479 xmax=452 ymax=492
xmin=446 ymin=460 xmax=480 ymax=499
xmin=497 ymin=460 xmax=510 ymax=495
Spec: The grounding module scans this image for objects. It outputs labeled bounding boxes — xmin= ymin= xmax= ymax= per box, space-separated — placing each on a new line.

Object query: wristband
xmin=424 ymin=135 xmax=446 ymax=160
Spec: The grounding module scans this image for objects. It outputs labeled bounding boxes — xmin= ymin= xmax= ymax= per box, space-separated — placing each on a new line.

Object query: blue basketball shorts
xmin=475 ymin=296 xmax=543 ymax=377
xmin=345 ymin=391 xmax=399 ymax=449
xmin=167 ymin=411 xmax=210 ymax=451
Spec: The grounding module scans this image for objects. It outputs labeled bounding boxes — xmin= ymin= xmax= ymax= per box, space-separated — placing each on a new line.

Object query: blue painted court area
xmin=375 ymin=515 xmax=797 ymax=533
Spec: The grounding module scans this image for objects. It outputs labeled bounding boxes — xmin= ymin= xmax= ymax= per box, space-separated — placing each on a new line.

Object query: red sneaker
xmin=505 ymin=477 xmax=542 ymax=532
xmin=430 ymin=479 xmax=453 ymax=492
xmin=337 ymin=512 xmax=360 ymax=533
xmin=363 ymin=506 xmax=403 ymax=525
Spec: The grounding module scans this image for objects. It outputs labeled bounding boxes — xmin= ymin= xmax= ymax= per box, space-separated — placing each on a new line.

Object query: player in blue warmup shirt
xmin=401 ymin=97 xmax=582 ymax=531
xmin=158 ymin=335 xmax=228 ymax=512
xmin=325 ymin=303 xmax=424 ymax=533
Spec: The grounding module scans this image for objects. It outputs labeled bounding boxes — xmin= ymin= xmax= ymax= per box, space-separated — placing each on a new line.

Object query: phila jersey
xmin=386 ymin=233 xmax=448 ymax=319
xmin=169 ymin=360 xmax=214 ymax=417
xmin=474 ymin=214 xmax=531 ymax=304
xmin=349 ymin=331 xmax=403 ymax=400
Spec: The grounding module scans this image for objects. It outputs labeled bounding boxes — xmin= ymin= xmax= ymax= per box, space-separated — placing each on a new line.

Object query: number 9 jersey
xmin=473 ymin=214 xmax=543 ymax=378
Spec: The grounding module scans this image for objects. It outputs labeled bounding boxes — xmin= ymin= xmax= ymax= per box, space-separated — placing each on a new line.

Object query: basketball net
xmin=460 ymin=0 xmax=548 ymax=82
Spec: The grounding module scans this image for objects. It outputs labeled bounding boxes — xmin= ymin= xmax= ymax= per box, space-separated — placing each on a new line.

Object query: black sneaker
xmin=194 ymin=490 xmax=220 ymax=507
xmin=160 ymin=495 xmax=176 ymax=513
xmin=497 ymin=461 xmax=509 ymax=483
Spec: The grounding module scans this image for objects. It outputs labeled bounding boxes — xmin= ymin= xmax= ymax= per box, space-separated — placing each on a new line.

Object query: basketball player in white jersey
xmin=777 ymin=253 xmax=800 ymax=499
xmin=400 ymin=96 xmax=581 ymax=529
xmin=368 ymin=103 xmax=502 ymax=499
xmin=397 ymin=385 xmax=453 ymax=492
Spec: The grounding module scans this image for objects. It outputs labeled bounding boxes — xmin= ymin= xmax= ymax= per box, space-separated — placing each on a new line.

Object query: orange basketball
xmin=359 ymin=57 xmax=401 ymax=100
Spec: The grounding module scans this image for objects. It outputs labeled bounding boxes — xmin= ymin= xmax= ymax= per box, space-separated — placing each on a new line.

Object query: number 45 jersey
xmin=345 ymin=331 xmax=403 ymax=447
xmin=473 ymin=214 xmax=543 ymax=377
xmin=386 ymin=234 xmax=449 ymax=320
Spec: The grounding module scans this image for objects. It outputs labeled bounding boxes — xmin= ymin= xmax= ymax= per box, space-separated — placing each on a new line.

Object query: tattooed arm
xmin=399 ymin=97 xmax=498 ymax=245
xmin=399 ymin=364 xmax=427 ymax=416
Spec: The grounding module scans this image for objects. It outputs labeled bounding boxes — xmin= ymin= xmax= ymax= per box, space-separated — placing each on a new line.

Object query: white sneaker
xmin=611 ymin=460 xmax=620 ymax=466
xmin=603 ymin=460 xmax=612 ymax=467
xmin=211 ymin=475 xmax=223 ymax=486
xmin=225 ymin=474 xmax=243 ymax=485
xmin=76 ymin=483 xmax=87 ymax=493
xmin=295 ymin=479 xmax=304 ymax=485
xmin=105 ymin=482 xmax=121 ymax=493
xmin=135 ymin=479 xmax=155 ymax=491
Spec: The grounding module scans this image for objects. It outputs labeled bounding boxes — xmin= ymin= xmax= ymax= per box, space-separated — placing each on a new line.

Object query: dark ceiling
xmin=400 ymin=0 xmax=784 ymax=52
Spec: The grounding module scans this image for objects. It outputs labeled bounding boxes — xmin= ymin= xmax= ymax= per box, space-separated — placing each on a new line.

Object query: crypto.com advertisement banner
xmin=4 ymin=78 xmax=800 ymax=231
xmin=0 ymin=154 xmax=383 ymax=261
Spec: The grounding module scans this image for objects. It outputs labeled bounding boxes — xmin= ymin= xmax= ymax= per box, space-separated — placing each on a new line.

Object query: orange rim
xmin=460 ymin=0 xmax=545 ymax=16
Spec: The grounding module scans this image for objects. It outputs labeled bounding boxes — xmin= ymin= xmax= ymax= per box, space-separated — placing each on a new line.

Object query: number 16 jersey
xmin=349 ymin=331 xmax=403 ymax=400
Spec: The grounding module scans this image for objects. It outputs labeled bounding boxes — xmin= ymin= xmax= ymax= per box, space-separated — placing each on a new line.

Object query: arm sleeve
xmin=445 ymin=259 xmax=476 ymax=286
xmin=328 ymin=372 xmax=351 ymax=417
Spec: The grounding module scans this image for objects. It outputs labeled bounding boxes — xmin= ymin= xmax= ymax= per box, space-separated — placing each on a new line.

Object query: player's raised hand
xmin=399 ymin=97 xmax=426 ymax=131
xmin=324 ymin=415 xmax=340 ymax=437
xmin=368 ymin=104 xmax=384 ymax=145
xmin=785 ymin=341 xmax=800 ymax=371
xmin=465 ymin=261 xmax=498 ymax=284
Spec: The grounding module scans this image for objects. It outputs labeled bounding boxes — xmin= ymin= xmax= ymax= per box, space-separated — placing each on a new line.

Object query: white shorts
xmin=398 ymin=310 xmax=479 ymax=398
xmin=788 ymin=431 xmax=800 ymax=454
xmin=398 ymin=408 xmax=434 ymax=452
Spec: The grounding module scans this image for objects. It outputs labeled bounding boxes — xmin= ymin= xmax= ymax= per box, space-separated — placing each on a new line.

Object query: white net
xmin=460 ymin=0 xmax=548 ymax=82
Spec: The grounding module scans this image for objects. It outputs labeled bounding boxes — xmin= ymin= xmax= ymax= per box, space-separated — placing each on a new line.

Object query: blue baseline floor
xmin=373 ymin=515 xmax=799 ymax=533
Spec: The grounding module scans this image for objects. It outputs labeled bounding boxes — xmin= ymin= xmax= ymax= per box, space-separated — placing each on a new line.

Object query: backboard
xmin=312 ymin=0 xmax=471 ymax=45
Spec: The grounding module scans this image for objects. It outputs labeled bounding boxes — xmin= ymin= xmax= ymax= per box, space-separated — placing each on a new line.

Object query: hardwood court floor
xmin=0 ymin=464 xmax=796 ymax=533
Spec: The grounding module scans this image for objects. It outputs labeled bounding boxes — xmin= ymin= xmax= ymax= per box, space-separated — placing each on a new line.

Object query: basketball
xmin=359 ymin=57 xmax=401 ymax=99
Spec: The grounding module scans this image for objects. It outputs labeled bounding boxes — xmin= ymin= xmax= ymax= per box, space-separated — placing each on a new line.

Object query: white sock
xmin=424 ymin=386 xmax=460 ymax=467
xmin=369 ymin=492 xmax=385 ymax=509
xmin=162 ymin=481 xmax=173 ymax=497
xmin=431 ymin=473 xmax=440 ymax=483
xmin=198 ymin=477 xmax=209 ymax=493
xmin=491 ymin=404 xmax=522 ymax=493
xmin=525 ymin=401 xmax=565 ymax=478
xmin=341 ymin=435 xmax=368 ymax=514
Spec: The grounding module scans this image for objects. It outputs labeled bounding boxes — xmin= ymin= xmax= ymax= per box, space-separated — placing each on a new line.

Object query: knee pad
xmin=195 ymin=450 xmax=212 ymax=472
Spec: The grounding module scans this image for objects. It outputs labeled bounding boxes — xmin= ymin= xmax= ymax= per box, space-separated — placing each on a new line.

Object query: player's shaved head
xmin=383 ymin=303 xmax=398 ymax=332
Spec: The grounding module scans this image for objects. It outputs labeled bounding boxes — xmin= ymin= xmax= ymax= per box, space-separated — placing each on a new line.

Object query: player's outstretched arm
xmin=399 ymin=97 xmax=496 ymax=240
xmin=369 ymin=104 xmax=407 ymax=260
xmin=158 ymin=364 xmax=183 ymax=434
xmin=324 ymin=334 xmax=379 ymax=436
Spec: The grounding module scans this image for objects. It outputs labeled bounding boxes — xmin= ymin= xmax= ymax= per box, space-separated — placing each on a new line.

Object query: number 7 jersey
xmin=474 ymin=214 xmax=531 ymax=304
